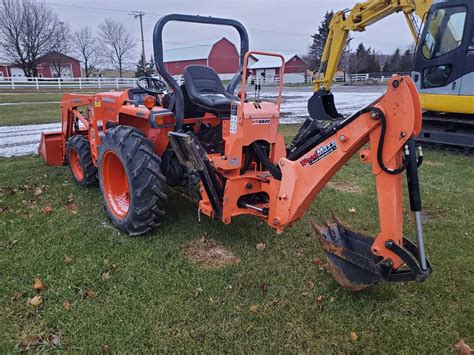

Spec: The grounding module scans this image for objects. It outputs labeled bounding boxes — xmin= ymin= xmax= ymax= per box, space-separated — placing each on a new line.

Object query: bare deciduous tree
xmin=99 ymin=19 xmax=135 ymax=78
xmin=72 ymin=27 xmax=102 ymax=78
xmin=0 ymin=0 xmax=65 ymax=77
xmin=49 ymin=21 xmax=72 ymax=78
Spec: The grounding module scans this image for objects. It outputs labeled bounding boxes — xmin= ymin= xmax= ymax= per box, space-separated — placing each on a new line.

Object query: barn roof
xmin=164 ymin=43 xmax=213 ymax=62
xmin=248 ymin=54 xmax=307 ymax=70
xmin=164 ymin=37 xmax=237 ymax=63
xmin=248 ymin=54 xmax=292 ymax=69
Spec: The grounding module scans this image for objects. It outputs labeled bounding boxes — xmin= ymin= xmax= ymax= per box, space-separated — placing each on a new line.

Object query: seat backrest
xmin=183 ymin=65 xmax=227 ymax=97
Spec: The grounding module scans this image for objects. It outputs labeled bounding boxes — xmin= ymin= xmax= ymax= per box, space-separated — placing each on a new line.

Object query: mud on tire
xmin=98 ymin=126 xmax=167 ymax=235
xmin=66 ymin=135 xmax=97 ymax=187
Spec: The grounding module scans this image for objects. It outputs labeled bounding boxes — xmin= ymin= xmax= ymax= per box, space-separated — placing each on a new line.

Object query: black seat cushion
xmin=183 ymin=65 xmax=238 ymax=114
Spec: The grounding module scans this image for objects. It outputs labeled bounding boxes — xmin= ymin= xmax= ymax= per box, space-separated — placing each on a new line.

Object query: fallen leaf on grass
xmin=63 ymin=301 xmax=71 ymax=311
xmin=316 ymin=295 xmax=325 ymax=303
xmin=306 ymin=281 xmax=315 ymax=290
xmin=64 ymin=256 xmax=73 ymax=265
xmin=49 ymin=334 xmax=62 ymax=347
xmin=348 ymin=207 xmax=356 ymax=213
xmin=256 ymin=242 xmax=266 ymax=251
xmin=11 ymin=291 xmax=22 ymax=301
xmin=103 ymin=344 xmax=111 ymax=353
xmin=34 ymin=187 xmax=43 ymax=196
xmin=101 ymin=271 xmax=111 ymax=281
xmin=41 ymin=206 xmax=54 ymax=214
xmin=0 ymin=206 xmax=8 ymax=213
xmin=83 ymin=289 xmax=96 ymax=299
xmin=350 ymin=331 xmax=359 ymax=342
xmin=455 ymin=339 xmax=473 ymax=355
xmin=10 ymin=239 xmax=17 ymax=246
xmin=249 ymin=304 xmax=259 ymax=314
xmin=194 ymin=287 xmax=203 ymax=297
xmin=66 ymin=202 xmax=78 ymax=214
xmin=311 ymin=257 xmax=322 ymax=266
xmin=17 ymin=335 xmax=43 ymax=351
xmin=260 ymin=282 xmax=269 ymax=294
xmin=27 ymin=295 xmax=43 ymax=307
xmin=33 ymin=277 xmax=45 ymax=291
xmin=103 ymin=258 xmax=110 ymax=268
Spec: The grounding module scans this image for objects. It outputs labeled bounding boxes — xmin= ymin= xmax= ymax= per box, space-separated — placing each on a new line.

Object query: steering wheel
xmin=136 ymin=76 xmax=168 ymax=95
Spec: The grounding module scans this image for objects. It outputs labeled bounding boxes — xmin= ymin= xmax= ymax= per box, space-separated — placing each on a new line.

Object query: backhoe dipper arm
xmin=270 ymin=76 xmax=430 ymax=288
xmin=314 ymin=0 xmax=432 ymax=92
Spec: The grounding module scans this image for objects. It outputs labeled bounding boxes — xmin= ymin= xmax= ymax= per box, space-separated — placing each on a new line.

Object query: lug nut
xmin=370 ymin=111 xmax=378 ymax=119
xmin=339 ymin=135 xmax=347 ymax=142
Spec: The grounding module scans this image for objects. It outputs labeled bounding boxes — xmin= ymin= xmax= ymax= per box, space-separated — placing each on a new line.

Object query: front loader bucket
xmin=38 ymin=131 xmax=64 ymax=166
xmin=307 ymin=89 xmax=343 ymax=121
xmin=312 ymin=217 xmax=431 ymax=291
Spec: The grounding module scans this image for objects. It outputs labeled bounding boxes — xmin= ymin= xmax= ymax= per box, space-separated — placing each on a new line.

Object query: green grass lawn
xmin=0 ymin=93 xmax=63 ymax=104
xmin=1 ymin=128 xmax=473 ymax=352
xmin=0 ymin=103 xmax=61 ymax=126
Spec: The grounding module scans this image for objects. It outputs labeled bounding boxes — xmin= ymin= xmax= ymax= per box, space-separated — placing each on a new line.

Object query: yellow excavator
xmin=308 ymin=0 xmax=474 ymax=151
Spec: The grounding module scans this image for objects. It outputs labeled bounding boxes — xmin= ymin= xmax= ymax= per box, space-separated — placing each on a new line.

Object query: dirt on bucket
xmin=183 ymin=237 xmax=240 ymax=268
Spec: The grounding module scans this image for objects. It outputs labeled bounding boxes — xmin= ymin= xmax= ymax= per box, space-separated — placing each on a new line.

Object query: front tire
xmin=66 ymin=135 xmax=97 ymax=187
xmin=98 ymin=126 xmax=167 ymax=235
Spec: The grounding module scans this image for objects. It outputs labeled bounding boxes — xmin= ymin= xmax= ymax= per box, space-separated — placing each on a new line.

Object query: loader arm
xmin=314 ymin=0 xmax=432 ymax=93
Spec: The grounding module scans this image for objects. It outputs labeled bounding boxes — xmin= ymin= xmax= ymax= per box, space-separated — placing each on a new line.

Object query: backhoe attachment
xmin=277 ymin=76 xmax=432 ymax=290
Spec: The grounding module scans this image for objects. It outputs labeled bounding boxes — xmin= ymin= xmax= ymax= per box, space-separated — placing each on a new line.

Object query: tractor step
xmin=312 ymin=215 xmax=432 ymax=291
xmin=168 ymin=131 xmax=223 ymax=218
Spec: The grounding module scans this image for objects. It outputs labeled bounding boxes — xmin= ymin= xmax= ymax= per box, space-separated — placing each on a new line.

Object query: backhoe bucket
xmin=307 ymin=89 xmax=343 ymax=121
xmin=312 ymin=216 xmax=431 ymax=291
xmin=38 ymin=131 xmax=64 ymax=166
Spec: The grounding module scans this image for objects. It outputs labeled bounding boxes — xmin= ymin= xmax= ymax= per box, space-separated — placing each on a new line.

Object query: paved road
xmin=0 ymin=86 xmax=383 ymax=157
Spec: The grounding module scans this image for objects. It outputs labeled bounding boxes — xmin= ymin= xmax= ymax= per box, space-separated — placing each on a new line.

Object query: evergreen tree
xmin=135 ymin=54 xmax=155 ymax=77
xmin=383 ymin=48 xmax=402 ymax=73
xmin=399 ymin=49 xmax=413 ymax=72
xmin=308 ymin=11 xmax=334 ymax=71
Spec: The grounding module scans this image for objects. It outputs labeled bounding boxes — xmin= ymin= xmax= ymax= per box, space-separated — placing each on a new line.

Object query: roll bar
xmin=153 ymin=14 xmax=250 ymax=130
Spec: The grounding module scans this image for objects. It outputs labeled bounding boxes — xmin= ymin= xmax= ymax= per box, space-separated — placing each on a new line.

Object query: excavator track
xmin=418 ymin=113 xmax=474 ymax=156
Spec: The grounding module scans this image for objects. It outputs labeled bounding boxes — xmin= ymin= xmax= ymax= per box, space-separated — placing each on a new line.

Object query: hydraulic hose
xmin=362 ymin=107 xmax=409 ymax=175
xmin=251 ymin=141 xmax=282 ymax=180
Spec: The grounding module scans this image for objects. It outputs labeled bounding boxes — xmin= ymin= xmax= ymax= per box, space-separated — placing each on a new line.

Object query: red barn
xmin=249 ymin=54 xmax=308 ymax=83
xmin=36 ymin=52 xmax=81 ymax=78
xmin=164 ymin=37 xmax=239 ymax=79
xmin=0 ymin=52 xmax=81 ymax=79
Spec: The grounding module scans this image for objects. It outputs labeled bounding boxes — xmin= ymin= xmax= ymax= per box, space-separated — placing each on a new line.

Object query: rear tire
xmin=66 ymin=135 xmax=97 ymax=187
xmin=98 ymin=126 xmax=167 ymax=235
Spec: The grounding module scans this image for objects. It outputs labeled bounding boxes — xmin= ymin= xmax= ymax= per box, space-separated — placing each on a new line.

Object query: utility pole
xmin=131 ymin=11 xmax=146 ymax=75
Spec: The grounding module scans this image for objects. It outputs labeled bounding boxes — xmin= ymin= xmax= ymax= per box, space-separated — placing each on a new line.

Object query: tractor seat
xmin=183 ymin=65 xmax=238 ymax=114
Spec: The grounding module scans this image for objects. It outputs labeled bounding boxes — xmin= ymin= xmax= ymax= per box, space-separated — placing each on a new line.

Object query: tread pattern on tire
xmin=66 ymin=135 xmax=97 ymax=187
xmin=98 ymin=126 xmax=167 ymax=236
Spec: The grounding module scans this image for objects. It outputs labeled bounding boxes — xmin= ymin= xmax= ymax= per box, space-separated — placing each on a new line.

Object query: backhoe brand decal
xmin=252 ymin=119 xmax=271 ymax=125
xmin=300 ymin=140 xmax=337 ymax=167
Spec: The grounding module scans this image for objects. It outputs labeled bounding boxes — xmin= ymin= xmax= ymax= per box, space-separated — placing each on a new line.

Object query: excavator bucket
xmin=307 ymin=89 xmax=343 ymax=121
xmin=312 ymin=215 xmax=431 ymax=291
xmin=38 ymin=131 xmax=64 ymax=166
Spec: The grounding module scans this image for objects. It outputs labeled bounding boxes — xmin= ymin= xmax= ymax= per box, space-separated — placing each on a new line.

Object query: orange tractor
xmin=39 ymin=14 xmax=431 ymax=290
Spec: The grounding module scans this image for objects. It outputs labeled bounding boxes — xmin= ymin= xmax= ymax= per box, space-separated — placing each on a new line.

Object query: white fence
xmin=333 ymin=73 xmax=370 ymax=83
xmin=0 ymin=76 xmax=138 ymax=90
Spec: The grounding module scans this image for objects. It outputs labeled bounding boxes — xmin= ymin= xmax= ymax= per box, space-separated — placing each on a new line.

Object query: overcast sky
xmin=45 ymin=0 xmax=415 ymax=66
